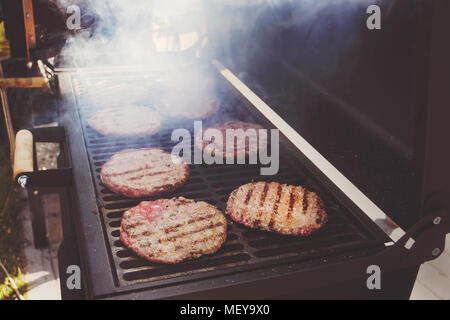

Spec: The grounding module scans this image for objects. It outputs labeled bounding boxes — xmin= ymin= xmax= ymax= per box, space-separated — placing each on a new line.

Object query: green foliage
xmin=0 ymin=268 xmax=27 ymax=300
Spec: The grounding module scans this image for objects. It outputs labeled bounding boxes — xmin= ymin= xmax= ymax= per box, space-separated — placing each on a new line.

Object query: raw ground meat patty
xmin=100 ymin=148 xmax=189 ymax=198
xmin=120 ymin=197 xmax=227 ymax=263
xmin=88 ymin=105 xmax=162 ymax=137
xmin=195 ymin=121 xmax=266 ymax=160
xmin=76 ymin=81 xmax=153 ymax=109
xmin=226 ymin=182 xmax=327 ymax=236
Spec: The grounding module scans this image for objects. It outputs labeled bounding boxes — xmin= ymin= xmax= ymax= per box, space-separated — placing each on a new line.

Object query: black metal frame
xmin=414 ymin=0 xmax=450 ymax=231
xmin=14 ymin=126 xmax=72 ymax=248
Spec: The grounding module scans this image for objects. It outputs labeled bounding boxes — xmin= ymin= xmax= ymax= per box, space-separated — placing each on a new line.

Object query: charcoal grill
xmin=72 ymin=69 xmax=389 ymax=288
xmin=51 ymin=58 xmax=448 ymax=299
xmin=31 ymin=0 xmax=449 ymax=299
xmin=54 ymin=66 xmax=381 ymax=297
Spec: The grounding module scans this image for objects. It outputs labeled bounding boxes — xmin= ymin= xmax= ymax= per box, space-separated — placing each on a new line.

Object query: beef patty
xmin=226 ymin=182 xmax=327 ymax=236
xmin=100 ymin=148 xmax=189 ymax=198
xmin=195 ymin=121 xmax=266 ymax=160
xmin=157 ymin=96 xmax=219 ymax=120
xmin=78 ymin=82 xmax=152 ymax=109
xmin=88 ymin=105 xmax=162 ymax=137
xmin=120 ymin=197 xmax=227 ymax=263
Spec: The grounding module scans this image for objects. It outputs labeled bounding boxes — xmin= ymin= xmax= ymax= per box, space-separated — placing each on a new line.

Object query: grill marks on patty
xmin=273 ymin=184 xmax=283 ymax=216
xmin=244 ymin=184 xmax=255 ymax=205
xmin=302 ymin=189 xmax=309 ymax=212
xmin=160 ymin=222 xmax=225 ymax=244
xmin=120 ymin=198 xmax=227 ymax=263
xmin=257 ymin=183 xmax=270 ymax=221
xmin=268 ymin=184 xmax=283 ymax=229
xmin=287 ymin=186 xmax=297 ymax=220
xmin=226 ymin=182 xmax=327 ymax=236
xmin=88 ymin=105 xmax=162 ymax=138
xmin=100 ymin=148 xmax=189 ymax=198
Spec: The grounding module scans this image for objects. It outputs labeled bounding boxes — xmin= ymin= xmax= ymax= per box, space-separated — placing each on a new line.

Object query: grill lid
xmin=208 ymin=0 xmax=450 ymax=229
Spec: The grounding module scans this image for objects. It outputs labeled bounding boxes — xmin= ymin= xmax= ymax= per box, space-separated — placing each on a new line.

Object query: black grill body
xmin=74 ymin=73 xmax=389 ymax=289
xmin=55 ymin=67 xmax=426 ymax=300
xmin=49 ymin=0 xmax=450 ymax=300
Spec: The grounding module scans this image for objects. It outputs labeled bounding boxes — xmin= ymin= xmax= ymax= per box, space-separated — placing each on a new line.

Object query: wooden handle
xmin=13 ymin=130 xmax=33 ymax=179
xmin=0 ymin=77 xmax=49 ymax=89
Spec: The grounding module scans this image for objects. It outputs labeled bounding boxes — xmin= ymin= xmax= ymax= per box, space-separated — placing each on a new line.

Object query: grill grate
xmin=71 ymin=74 xmax=383 ymax=288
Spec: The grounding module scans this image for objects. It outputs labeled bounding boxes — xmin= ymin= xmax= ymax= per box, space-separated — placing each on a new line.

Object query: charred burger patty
xmin=195 ymin=121 xmax=266 ymax=160
xmin=120 ymin=197 xmax=227 ymax=263
xmin=100 ymin=148 xmax=189 ymax=198
xmin=226 ymin=181 xmax=327 ymax=236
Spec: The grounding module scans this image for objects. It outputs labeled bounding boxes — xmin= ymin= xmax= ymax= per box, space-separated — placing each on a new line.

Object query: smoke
xmin=287 ymin=0 xmax=378 ymax=24
xmin=55 ymin=0 xmax=223 ymax=131
xmin=57 ymin=0 xmax=206 ymax=67
xmin=56 ymin=0 xmax=382 ymax=68
xmin=54 ymin=0 xmax=384 ymax=125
